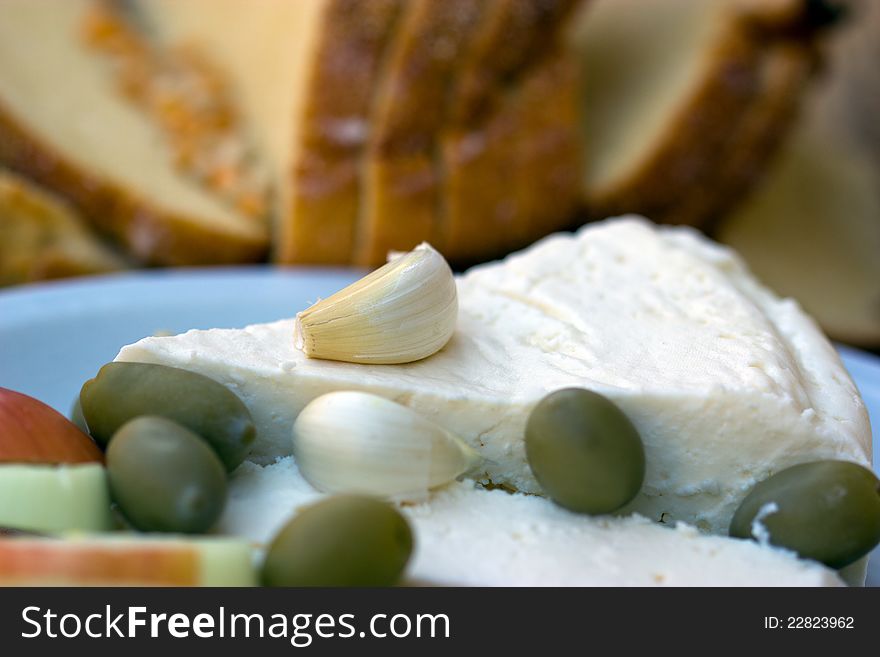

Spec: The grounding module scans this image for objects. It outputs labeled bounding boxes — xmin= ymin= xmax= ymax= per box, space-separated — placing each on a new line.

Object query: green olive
xmin=730 ymin=460 xmax=880 ymax=569
xmin=525 ymin=388 xmax=645 ymax=514
xmin=106 ymin=416 xmax=227 ymax=534
xmin=261 ymin=495 xmax=413 ymax=587
xmin=80 ymin=362 xmax=255 ymax=471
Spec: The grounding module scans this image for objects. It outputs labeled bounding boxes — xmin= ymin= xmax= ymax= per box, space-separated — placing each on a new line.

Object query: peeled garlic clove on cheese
xmin=292 ymin=391 xmax=480 ymax=499
xmin=294 ymin=243 xmax=457 ymax=364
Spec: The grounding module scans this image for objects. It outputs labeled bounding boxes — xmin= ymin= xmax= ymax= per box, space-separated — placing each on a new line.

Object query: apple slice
xmin=0 ymin=534 xmax=256 ymax=586
xmin=0 ymin=463 xmax=112 ymax=533
xmin=0 ymin=388 xmax=103 ymax=464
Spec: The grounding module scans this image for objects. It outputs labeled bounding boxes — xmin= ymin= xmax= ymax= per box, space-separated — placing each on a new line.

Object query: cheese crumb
xmin=750 ymin=502 xmax=779 ymax=545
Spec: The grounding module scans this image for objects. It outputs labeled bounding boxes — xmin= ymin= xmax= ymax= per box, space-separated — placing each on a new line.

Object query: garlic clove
xmin=294 ymin=243 xmax=457 ymax=364
xmin=292 ymin=391 xmax=481 ymax=500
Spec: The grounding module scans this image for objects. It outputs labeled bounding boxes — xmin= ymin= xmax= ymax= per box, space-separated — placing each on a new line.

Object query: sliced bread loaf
xmin=47 ymin=0 xmax=586 ymax=267
xmin=135 ymin=0 xmax=404 ymax=266
xmin=0 ymin=0 xmax=268 ymax=265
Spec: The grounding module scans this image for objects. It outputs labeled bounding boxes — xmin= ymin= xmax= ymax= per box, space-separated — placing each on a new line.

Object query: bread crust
xmin=277 ymin=0 xmax=402 ymax=265
xmin=0 ymin=99 xmax=268 ymax=266
xmin=684 ymin=42 xmax=814 ymax=229
xmin=447 ymin=0 xmax=581 ymax=128
xmin=441 ymin=1 xmax=582 ymax=262
xmin=355 ymin=0 xmax=484 ymax=266
xmin=511 ymin=51 xmax=583 ymax=249
xmin=443 ymin=49 xmax=582 ymax=263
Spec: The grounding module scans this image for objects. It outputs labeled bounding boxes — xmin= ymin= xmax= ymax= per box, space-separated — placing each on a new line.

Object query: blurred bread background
xmin=0 ymin=0 xmax=877 ymax=347
xmin=717 ymin=0 xmax=880 ymax=347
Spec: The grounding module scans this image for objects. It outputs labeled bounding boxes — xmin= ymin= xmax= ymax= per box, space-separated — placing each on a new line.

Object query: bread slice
xmin=83 ymin=0 xmax=585 ymax=267
xmin=511 ymin=50 xmax=583 ymax=249
xmin=440 ymin=1 xmax=582 ymax=261
xmin=718 ymin=4 xmax=880 ymax=346
xmin=849 ymin=1 xmax=880 ymax=157
xmin=0 ymin=0 xmax=268 ymax=265
xmin=128 ymin=0 xmax=402 ymax=266
xmin=568 ymin=0 xmax=823 ymax=226
xmin=446 ymin=0 xmax=580 ymax=128
xmin=817 ymin=0 xmax=879 ymax=162
xmin=278 ymin=0 xmax=403 ymax=265
xmin=354 ymin=0 xmax=484 ymax=266
xmin=678 ymin=41 xmax=814 ymax=227
xmin=0 ymin=169 xmax=127 ymax=286
xmin=443 ymin=49 xmax=583 ymax=265
xmin=81 ymin=2 xmax=271 ymax=223
xmin=104 ymin=0 xmax=585 ymax=267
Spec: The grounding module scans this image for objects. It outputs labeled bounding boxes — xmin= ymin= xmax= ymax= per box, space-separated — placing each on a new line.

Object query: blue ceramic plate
xmin=1 ymin=268 xmax=877 ymax=585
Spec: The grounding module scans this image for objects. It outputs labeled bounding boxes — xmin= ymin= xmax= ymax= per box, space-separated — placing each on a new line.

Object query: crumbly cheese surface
xmin=220 ymin=458 xmax=843 ymax=587
xmin=116 ymin=217 xmax=872 ymax=534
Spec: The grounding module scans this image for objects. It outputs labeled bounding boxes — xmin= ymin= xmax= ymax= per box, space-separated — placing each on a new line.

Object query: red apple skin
xmin=0 ymin=388 xmax=104 ymax=465
xmin=0 ymin=539 xmax=199 ymax=585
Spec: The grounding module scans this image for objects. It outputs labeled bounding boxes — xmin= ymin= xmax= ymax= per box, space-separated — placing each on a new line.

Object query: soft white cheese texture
xmin=220 ymin=458 xmax=843 ymax=587
xmin=116 ymin=217 xmax=872 ymax=534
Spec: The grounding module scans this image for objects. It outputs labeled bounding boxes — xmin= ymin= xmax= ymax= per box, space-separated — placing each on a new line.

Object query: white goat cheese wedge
xmin=220 ymin=458 xmax=844 ymax=587
xmin=115 ymin=217 xmax=872 ymax=535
